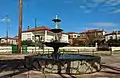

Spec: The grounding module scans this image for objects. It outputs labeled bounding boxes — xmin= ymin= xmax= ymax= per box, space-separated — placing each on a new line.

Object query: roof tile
xmin=22 ymin=26 xmax=51 ymax=32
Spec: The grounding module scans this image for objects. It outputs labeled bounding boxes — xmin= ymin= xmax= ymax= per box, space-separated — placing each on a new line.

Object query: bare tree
xmin=85 ymin=30 xmax=104 ymax=46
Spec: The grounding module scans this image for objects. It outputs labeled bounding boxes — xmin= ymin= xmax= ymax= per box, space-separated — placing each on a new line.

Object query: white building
xmin=22 ymin=26 xmax=68 ymax=43
xmin=105 ymin=31 xmax=120 ymax=41
xmin=67 ymin=32 xmax=80 ymax=39
xmin=0 ymin=37 xmax=17 ymax=45
xmin=60 ymin=33 xmax=69 ymax=42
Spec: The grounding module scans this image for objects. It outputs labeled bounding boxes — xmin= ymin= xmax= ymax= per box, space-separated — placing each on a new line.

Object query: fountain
xmin=25 ymin=15 xmax=101 ymax=74
xmin=44 ymin=15 xmax=69 ymax=59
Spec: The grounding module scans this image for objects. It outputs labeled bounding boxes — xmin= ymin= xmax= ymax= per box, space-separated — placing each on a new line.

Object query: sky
xmin=0 ymin=0 xmax=120 ymax=37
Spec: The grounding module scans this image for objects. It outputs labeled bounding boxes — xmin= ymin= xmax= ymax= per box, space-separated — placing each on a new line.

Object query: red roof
xmin=67 ymin=32 xmax=77 ymax=34
xmin=105 ymin=31 xmax=120 ymax=36
xmin=87 ymin=29 xmax=103 ymax=33
xmin=22 ymin=26 xmax=51 ymax=32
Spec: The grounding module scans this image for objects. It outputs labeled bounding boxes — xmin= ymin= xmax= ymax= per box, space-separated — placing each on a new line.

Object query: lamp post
xmin=34 ymin=18 xmax=37 ymax=53
xmin=18 ymin=0 xmax=22 ymax=54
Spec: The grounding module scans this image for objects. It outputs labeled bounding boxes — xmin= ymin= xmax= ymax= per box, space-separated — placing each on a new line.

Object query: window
xmin=32 ymin=36 xmax=35 ymax=40
xmin=98 ymin=32 xmax=101 ymax=35
xmin=27 ymin=38 xmax=31 ymax=40
xmin=110 ymin=36 xmax=113 ymax=39
xmin=68 ymin=35 xmax=70 ymax=39
xmin=74 ymin=35 xmax=76 ymax=37
xmin=40 ymin=36 xmax=43 ymax=40
xmin=70 ymin=35 xmax=73 ymax=38
xmin=27 ymin=34 xmax=31 ymax=38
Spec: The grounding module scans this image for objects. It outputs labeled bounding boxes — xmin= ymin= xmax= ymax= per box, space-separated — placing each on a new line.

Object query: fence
xmin=0 ymin=46 xmax=12 ymax=53
xmin=0 ymin=46 xmax=119 ymax=54
xmin=0 ymin=46 xmax=96 ymax=53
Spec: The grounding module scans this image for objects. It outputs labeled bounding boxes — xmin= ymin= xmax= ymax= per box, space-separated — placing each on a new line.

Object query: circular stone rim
xmin=25 ymin=54 xmax=101 ymax=61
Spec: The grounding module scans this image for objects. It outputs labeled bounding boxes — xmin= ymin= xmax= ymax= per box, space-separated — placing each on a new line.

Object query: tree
xmin=85 ymin=30 xmax=104 ymax=46
xmin=106 ymin=39 xmax=120 ymax=47
xmin=72 ymin=39 xmax=85 ymax=46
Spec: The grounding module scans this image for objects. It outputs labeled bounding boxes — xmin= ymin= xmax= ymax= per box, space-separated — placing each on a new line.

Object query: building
xmin=84 ymin=29 xmax=106 ymax=42
xmin=67 ymin=29 xmax=105 ymax=46
xmin=66 ymin=32 xmax=80 ymax=45
xmin=78 ymin=32 xmax=88 ymax=41
xmin=22 ymin=26 xmax=69 ymax=43
xmin=60 ymin=33 xmax=69 ymax=42
xmin=0 ymin=37 xmax=18 ymax=45
xmin=67 ymin=32 xmax=80 ymax=39
xmin=105 ymin=31 xmax=120 ymax=41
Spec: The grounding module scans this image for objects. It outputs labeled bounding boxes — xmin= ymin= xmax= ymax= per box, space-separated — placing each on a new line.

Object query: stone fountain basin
xmin=25 ymin=54 xmax=101 ymax=74
xmin=30 ymin=54 xmax=100 ymax=61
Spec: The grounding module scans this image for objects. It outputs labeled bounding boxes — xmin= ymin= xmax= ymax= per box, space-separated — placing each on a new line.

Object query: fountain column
xmin=52 ymin=15 xmax=62 ymax=42
xmin=44 ymin=15 xmax=68 ymax=59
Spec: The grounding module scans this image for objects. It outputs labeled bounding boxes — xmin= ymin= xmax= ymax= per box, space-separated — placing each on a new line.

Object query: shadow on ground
xmin=0 ymin=59 xmax=76 ymax=78
xmin=1 ymin=58 xmax=120 ymax=78
xmin=0 ymin=59 xmax=30 ymax=78
xmin=101 ymin=64 xmax=120 ymax=71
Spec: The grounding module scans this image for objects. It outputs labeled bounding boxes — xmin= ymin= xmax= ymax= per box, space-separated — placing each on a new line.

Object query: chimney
xmin=27 ymin=26 xmax=30 ymax=30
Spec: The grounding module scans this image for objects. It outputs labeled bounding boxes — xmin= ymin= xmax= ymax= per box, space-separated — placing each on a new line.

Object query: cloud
xmin=88 ymin=22 xmax=118 ymax=27
xmin=79 ymin=5 xmax=92 ymax=13
xmin=111 ymin=9 xmax=120 ymax=14
xmin=63 ymin=0 xmax=72 ymax=4
xmin=105 ymin=0 xmax=120 ymax=6
xmin=0 ymin=18 xmax=5 ymax=22
xmin=0 ymin=18 xmax=10 ymax=22
xmin=91 ymin=0 xmax=120 ymax=5
xmin=92 ymin=0 xmax=106 ymax=3
xmin=0 ymin=19 xmax=2 ymax=22
xmin=79 ymin=5 xmax=86 ymax=9
xmin=79 ymin=0 xmax=120 ymax=13
xmin=84 ymin=10 xmax=91 ymax=13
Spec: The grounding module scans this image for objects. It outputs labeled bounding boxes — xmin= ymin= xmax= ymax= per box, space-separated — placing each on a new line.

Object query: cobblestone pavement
xmin=0 ymin=51 xmax=120 ymax=78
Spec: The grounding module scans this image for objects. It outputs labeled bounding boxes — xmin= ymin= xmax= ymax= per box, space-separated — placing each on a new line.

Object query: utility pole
xmin=35 ymin=18 xmax=37 ymax=53
xmin=18 ymin=0 xmax=22 ymax=54
xmin=5 ymin=15 xmax=9 ymax=46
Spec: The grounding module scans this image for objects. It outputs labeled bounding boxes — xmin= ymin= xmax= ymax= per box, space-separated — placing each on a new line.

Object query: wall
xmin=22 ymin=32 xmax=34 ymax=41
xmin=105 ymin=34 xmax=120 ymax=41
xmin=0 ymin=39 xmax=17 ymax=44
xmin=111 ymin=47 xmax=120 ymax=51
xmin=60 ymin=34 xmax=69 ymax=43
xmin=69 ymin=33 xmax=79 ymax=38
xmin=1 ymin=46 xmax=120 ymax=53
xmin=0 ymin=46 xmax=12 ymax=53
xmin=0 ymin=46 xmax=97 ymax=53
xmin=46 ymin=35 xmax=54 ymax=42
